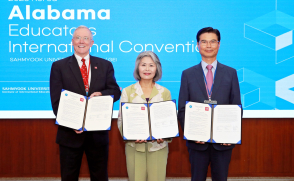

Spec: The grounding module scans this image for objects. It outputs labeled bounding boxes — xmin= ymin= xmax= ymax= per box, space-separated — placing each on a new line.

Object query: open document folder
xmin=56 ymin=89 xmax=114 ymax=131
xmin=184 ymin=101 xmax=242 ymax=144
xmin=121 ymin=100 xmax=179 ymax=141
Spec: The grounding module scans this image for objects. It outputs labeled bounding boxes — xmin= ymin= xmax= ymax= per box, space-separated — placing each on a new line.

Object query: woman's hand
xmin=154 ymin=138 xmax=164 ymax=144
xmin=135 ymin=140 xmax=147 ymax=143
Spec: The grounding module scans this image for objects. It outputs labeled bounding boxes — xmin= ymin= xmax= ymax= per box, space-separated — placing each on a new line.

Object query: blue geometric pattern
xmin=245 ymin=10 xmax=294 ymax=64
xmin=276 ymin=74 xmax=294 ymax=104
xmin=238 ymin=68 xmax=275 ymax=109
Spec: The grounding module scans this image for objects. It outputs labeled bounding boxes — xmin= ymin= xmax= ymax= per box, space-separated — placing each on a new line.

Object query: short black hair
xmin=196 ymin=27 xmax=221 ymax=42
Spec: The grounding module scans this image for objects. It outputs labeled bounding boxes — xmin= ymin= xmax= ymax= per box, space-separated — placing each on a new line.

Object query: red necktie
xmin=206 ymin=64 xmax=213 ymax=98
xmin=80 ymin=58 xmax=89 ymax=93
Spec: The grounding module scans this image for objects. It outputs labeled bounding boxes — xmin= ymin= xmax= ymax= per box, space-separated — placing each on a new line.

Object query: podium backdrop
xmin=1 ymin=0 xmax=294 ymax=118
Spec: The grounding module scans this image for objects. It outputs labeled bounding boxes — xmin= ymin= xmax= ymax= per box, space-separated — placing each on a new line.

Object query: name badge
xmin=204 ymin=100 xmax=217 ymax=104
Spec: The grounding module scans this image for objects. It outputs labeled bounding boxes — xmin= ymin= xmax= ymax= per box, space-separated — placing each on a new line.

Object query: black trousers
xmin=189 ymin=144 xmax=232 ymax=181
xmin=59 ymin=133 xmax=109 ymax=181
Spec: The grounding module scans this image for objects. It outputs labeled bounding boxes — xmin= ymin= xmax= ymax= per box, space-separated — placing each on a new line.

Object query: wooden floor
xmin=0 ymin=177 xmax=294 ymax=181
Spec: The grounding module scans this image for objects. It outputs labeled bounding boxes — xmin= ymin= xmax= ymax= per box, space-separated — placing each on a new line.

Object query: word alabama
xmin=8 ymin=5 xmax=110 ymax=20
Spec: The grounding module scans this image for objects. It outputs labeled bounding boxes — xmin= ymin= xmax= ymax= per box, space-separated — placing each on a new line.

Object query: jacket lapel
xmin=193 ymin=63 xmax=209 ymax=99
xmin=69 ymin=55 xmax=86 ymax=95
xmin=132 ymin=82 xmax=159 ymax=102
xmin=149 ymin=84 xmax=159 ymax=101
xmin=133 ymin=82 xmax=146 ymax=101
xmin=211 ymin=62 xmax=225 ymax=99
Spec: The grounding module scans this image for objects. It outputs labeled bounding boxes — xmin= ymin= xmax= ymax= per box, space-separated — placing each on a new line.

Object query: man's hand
xmin=221 ymin=143 xmax=231 ymax=146
xmin=74 ymin=130 xmax=83 ymax=134
xmin=195 ymin=141 xmax=205 ymax=144
xmin=135 ymin=140 xmax=147 ymax=143
xmin=90 ymin=92 xmax=102 ymax=98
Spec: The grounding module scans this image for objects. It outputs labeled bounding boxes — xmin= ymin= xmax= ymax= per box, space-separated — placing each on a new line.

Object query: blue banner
xmin=1 ymin=0 xmax=294 ymax=118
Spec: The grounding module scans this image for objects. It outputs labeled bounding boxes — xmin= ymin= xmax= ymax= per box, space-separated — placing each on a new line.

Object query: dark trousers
xmin=59 ymin=134 xmax=109 ymax=181
xmin=188 ymin=144 xmax=232 ymax=181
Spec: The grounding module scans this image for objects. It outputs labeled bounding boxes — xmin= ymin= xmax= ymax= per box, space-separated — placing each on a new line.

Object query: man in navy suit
xmin=178 ymin=27 xmax=242 ymax=181
xmin=50 ymin=25 xmax=121 ymax=181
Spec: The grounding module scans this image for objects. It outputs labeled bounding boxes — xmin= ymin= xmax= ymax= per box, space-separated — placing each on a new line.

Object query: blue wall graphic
xmin=1 ymin=0 xmax=293 ymax=118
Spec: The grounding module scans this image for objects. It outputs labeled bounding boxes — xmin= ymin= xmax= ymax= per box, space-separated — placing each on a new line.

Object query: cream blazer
xmin=117 ymin=82 xmax=171 ymax=152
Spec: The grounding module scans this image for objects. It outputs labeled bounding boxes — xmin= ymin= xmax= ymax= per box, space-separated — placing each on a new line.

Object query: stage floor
xmin=0 ymin=178 xmax=293 ymax=181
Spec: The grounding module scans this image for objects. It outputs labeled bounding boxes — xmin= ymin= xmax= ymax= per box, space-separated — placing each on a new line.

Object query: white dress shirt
xmin=201 ymin=59 xmax=218 ymax=79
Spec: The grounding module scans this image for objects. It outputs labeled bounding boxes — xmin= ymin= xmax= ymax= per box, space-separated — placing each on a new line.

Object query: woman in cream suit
xmin=117 ymin=51 xmax=171 ymax=181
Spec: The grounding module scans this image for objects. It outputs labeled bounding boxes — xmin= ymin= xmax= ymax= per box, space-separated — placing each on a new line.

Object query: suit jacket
xmin=50 ymin=54 xmax=121 ymax=148
xmin=117 ymin=82 xmax=171 ymax=152
xmin=177 ymin=62 xmax=242 ymax=151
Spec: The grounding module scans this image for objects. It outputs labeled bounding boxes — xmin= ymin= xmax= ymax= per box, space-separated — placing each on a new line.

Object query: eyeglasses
xmin=74 ymin=36 xmax=92 ymax=42
xmin=199 ymin=39 xmax=219 ymax=46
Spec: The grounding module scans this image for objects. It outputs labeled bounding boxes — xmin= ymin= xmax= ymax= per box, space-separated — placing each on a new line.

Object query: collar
xmin=201 ymin=59 xmax=218 ymax=70
xmin=74 ymin=54 xmax=90 ymax=67
xmin=133 ymin=82 xmax=160 ymax=101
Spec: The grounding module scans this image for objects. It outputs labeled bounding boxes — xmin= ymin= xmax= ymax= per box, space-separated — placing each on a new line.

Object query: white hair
xmin=72 ymin=25 xmax=93 ymax=40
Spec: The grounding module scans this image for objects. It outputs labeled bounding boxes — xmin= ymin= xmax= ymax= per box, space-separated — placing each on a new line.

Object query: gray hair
xmin=72 ymin=25 xmax=93 ymax=40
xmin=133 ymin=51 xmax=162 ymax=82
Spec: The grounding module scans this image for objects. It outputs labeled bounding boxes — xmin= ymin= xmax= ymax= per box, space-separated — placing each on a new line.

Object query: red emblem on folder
xmin=205 ymin=107 xmax=209 ymax=111
xmin=141 ymin=107 xmax=145 ymax=110
xmin=80 ymin=98 xmax=84 ymax=102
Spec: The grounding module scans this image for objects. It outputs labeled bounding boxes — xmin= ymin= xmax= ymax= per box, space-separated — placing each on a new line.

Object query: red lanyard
xmin=86 ymin=59 xmax=90 ymax=82
xmin=82 ymin=58 xmax=91 ymax=95
xmin=86 ymin=59 xmax=90 ymax=88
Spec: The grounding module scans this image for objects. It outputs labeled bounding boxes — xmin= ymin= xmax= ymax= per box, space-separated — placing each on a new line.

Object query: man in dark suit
xmin=178 ymin=27 xmax=242 ymax=181
xmin=50 ymin=25 xmax=121 ymax=181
